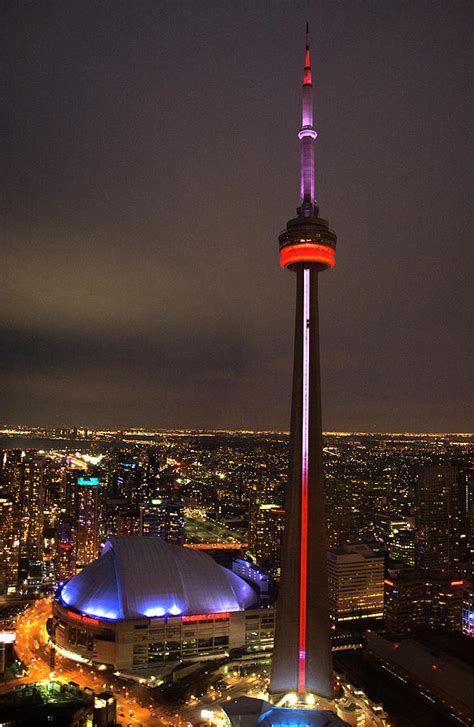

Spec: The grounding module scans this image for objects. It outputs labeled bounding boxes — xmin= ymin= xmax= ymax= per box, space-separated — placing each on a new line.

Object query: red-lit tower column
xmin=269 ymin=26 xmax=337 ymax=702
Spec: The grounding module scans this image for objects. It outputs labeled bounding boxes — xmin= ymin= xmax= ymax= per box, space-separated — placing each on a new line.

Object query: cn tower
xmin=270 ymin=25 xmax=336 ymax=702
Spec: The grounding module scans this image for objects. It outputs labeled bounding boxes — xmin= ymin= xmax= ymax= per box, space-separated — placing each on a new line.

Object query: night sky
xmin=3 ymin=1 xmax=472 ymax=432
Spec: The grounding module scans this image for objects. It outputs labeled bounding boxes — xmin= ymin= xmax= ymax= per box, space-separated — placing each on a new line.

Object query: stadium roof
xmin=59 ymin=536 xmax=258 ymax=620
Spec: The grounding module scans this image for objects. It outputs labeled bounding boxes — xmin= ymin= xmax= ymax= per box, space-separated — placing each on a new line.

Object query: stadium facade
xmin=52 ymin=536 xmax=274 ymax=669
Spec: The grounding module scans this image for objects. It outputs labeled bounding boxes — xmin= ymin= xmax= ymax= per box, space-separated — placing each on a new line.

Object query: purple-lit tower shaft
xmin=269 ymin=27 xmax=337 ymax=701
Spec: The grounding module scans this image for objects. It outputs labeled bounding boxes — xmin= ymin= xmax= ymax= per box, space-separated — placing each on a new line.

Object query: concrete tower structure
xmin=270 ymin=26 xmax=337 ymax=701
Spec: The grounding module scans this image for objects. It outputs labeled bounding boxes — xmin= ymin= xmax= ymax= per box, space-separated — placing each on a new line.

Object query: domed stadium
xmin=52 ymin=537 xmax=275 ymax=670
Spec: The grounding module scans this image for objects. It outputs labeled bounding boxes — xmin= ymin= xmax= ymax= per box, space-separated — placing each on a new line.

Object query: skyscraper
xmin=75 ymin=475 xmax=101 ymax=570
xmin=459 ymin=467 xmax=474 ymax=576
xmin=17 ymin=454 xmax=45 ymax=588
xmin=415 ymin=465 xmax=461 ymax=576
xmin=0 ymin=496 xmax=18 ymax=593
xmin=56 ymin=517 xmax=76 ymax=582
xmin=270 ymin=27 xmax=337 ymax=701
xmin=248 ymin=503 xmax=285 ymax=578
xmin=384 ymin=571 xmax=426 ymax=634
xmin=327 ymin=544 xmax=385 ymax=626
xmin=140 ymin=498 xmax=184 ymax=544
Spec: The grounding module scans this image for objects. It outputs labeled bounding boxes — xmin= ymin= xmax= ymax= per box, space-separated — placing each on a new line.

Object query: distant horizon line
xmin=0 ymin=425 xmax=472 ymax=438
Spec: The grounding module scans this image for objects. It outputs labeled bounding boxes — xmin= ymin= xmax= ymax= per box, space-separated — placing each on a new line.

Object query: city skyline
xmin=1 ymin=429 xmax=472 ymax=725
xmin=3 ymin=1 xmax=472 ymax=433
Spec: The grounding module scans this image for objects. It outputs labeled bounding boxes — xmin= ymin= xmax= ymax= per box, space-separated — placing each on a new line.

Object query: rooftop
xmin=367 ymin=634 xmax=474 ymax=723
xmin=0 ymin=680 xmax=93 ymax=726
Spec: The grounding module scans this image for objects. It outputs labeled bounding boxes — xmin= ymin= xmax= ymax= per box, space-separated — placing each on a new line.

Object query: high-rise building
xmin=0 ymin=449 xmax=23 ymax=494
xmin=326 ymin=479 xmax=357 ymax=548
xmin=459 ymin=467 xmax=474 ymax=576
xmin=389 ymin=518 xmax=415 ymax=567
xmin=248 ymin=504 xmax=285 ymax=578
xmin=384 ymin=570 xmax=425 ymax=634
xmin=327 ymin=544 xmax=385 ymax=626
xmin=140 ymin=498 xmax=184 ymax=544
xmin=0 ymin=497 xmax=18 ymax=593
xmin=75 ymin=475 xmax=101 ymax=570
xmin=103 ymin=497 xmax=128 ymax=539
xmin=270 ymin=26 xmax=337 ymax=701
xmin=156 ymin=468 xmax=178 ymax=501
xmin=56 ymin=517 xmax=76 ymax=583
xmin=416 ymin=465 xmax=461 ymax=576
xmin=17 ymin=454 xmax=45 ymax=588
xmin=113 ymin=452 xmax=141 ymax=505
xmin=64 ymin=468 xmax=84 ymax=518
xmin=116 ymin=509 xmax=140 ymax=537
xmin=143 ymin=451 xmax=162 ymax=501
xmin=425 ymin=576 xmax=464 ymax=631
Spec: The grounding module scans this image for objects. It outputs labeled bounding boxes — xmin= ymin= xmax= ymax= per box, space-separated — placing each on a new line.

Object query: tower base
xmin=268 ymin=691 xmax=337 ymax=711
xmin=222 ymin=697 xmax=348 ymax=727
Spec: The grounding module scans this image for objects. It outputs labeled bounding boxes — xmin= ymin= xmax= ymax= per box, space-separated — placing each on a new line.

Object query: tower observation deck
xmin=270 ymin=25 xmax=337 ymax=703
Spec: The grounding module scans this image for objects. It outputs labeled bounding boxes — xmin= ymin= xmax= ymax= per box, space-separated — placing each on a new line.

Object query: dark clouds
xmin=2 ymin=0 xmax=472 ymax=431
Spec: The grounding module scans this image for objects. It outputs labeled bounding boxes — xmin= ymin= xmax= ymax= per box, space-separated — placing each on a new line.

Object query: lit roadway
xmin=13 ymin=599 xmax=188 ymax=726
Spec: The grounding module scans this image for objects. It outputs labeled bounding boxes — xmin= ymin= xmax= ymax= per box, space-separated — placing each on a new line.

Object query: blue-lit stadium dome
xmin=59 ymin=536 xmax=257 ymax=621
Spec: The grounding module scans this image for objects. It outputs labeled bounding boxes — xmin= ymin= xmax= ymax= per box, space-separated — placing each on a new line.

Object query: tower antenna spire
xmin=300 ymin=23 xmax=316 ymax=213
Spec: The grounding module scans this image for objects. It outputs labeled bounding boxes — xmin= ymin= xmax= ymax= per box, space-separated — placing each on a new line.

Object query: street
xmin=13 ymin=599 xmax=186 ymax=726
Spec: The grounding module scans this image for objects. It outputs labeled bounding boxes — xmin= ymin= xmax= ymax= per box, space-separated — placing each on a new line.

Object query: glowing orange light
xmin=384 ymin=579 xmax=396 ymax=587
xmin=280 ymin=243 xmax=336 ymax=269
xmin=182 ymin=612 xmax=229 ymax=622
xmin=450 ymin=580 xmax=464 ymax=586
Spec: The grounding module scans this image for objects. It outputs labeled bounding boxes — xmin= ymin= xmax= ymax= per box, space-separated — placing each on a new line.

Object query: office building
xmin=103 ymin=497 xmax=128 ymax=539
xmin=327 ymin=544 xmax=385 ymax=625
xmin=140 ymin=498 xmax=184 ymax=544
xmin=459 ymin=467 xmax=474 ymax=576
xmin=389 ymin=527 xmax=415 ymax=567
xmin=416 ymin=465 xmax=461 ymax=576
xmin=116 ymin=509 xmax=140 ymax=537
xmin=143 ymin=451 xmax=162 ymax=501
xmin=386 ymin=516 xmax=415 ymax=566
xmin=248 ymin=504 xmax=285 ymax=578
xmin=113 ymin=452 xmax=141 ymax=505
xmin=425 ymin=577 xmax=464 ymax=631
xmin=384 ymin=570 xmax=425 ymax=634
